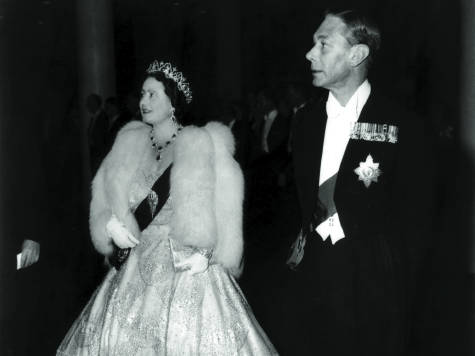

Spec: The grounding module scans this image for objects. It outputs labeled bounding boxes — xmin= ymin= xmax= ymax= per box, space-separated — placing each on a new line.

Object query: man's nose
xmin=306 ymin=49 xmax=315 ymax=61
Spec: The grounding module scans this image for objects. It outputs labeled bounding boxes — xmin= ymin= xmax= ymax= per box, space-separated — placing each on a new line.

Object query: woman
xmin=57 ymin=61 xmax=277 ymax=355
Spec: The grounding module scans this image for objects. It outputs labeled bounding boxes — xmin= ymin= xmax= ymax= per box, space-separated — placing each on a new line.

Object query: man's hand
xmin=20 ymin=239 xmax=40 ymax=268
xmin=175 ymin=253 xmax=209 ymax=275
xmin=106 ymin=215 xmax=139 ymax=249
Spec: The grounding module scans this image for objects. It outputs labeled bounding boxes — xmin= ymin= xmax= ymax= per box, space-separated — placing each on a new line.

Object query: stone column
xmin=460 ymin=0 xmax=475 ymax=273
xmin=0 ymin=5 xmax=7 ymax=245
xmin=76 ymin=0 xmax=116 ymax=185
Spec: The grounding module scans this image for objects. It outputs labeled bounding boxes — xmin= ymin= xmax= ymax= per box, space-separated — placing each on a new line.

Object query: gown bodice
xmin=133 ymin=164 xmax=172 ymax=231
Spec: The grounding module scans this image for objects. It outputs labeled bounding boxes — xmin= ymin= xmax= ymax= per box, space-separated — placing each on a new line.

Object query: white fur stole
xmin=89 ymin=120 xmax=244 ymax=276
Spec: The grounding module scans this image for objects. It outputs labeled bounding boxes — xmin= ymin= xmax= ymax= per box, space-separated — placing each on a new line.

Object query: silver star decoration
xmin=354 ymin=154 xmax=382 ymax=188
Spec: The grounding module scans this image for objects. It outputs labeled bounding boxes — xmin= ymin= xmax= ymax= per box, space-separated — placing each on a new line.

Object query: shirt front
xmin=316 ymin=80 xmax=371 ymax=244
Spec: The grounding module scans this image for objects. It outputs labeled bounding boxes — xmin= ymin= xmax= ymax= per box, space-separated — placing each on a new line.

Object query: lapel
xmin=337 ymin=91 xmax=386 ymax=173
xmin=293 ymin=97 xmax=327 ymax=210
xmin=303 ymin=98 xmax=327 ymax=190
xmin=308 ymin=92 xmax=385 ymax=191
xmin=334 ymin=91 xmax=397 ymax=201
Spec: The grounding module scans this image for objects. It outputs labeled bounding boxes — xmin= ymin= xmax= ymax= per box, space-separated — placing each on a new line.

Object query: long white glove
xmin=105 ymin=214 xmax=140 ymax=249
xmin=174 ymin=252 xmax=210 ymax=276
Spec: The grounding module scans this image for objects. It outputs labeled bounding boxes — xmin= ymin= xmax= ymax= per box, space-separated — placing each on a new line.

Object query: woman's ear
xmin=349 ymin=44 xmax=370 ymax=67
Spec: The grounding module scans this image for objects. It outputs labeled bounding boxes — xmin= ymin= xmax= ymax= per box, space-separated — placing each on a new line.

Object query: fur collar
xmin=90 ymin=121 xmax=243 ymax=276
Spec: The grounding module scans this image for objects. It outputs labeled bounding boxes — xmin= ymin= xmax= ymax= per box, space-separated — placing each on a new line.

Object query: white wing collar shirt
xmin=316 ymin=80 xmax=371 ymax=244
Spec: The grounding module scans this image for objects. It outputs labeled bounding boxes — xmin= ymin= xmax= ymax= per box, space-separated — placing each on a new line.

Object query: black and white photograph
xmin=0 ymin=0 xmax=473 ymax=355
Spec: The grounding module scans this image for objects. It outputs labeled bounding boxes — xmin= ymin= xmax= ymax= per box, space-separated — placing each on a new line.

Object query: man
xmin=258 ymin=91 xmax=289 ymax=157
xmin=0 ymin=218 xmax=43 ymax=356
xmin=289 ymin=9 xmax=434 ymax=356
xmin=219 ymin=102 xmax=251 ymax=168
xmin=0 ymin=93 xmax=45 ymax=356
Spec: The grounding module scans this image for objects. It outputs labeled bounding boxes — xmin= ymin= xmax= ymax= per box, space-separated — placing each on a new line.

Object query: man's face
xmin=306 ymin=15 xmax=353 ymax=91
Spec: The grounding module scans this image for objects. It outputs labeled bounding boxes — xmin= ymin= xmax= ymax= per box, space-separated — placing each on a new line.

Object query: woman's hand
xmin=175 ymin=253 xmax=209 ymax=275
xmin=106 ymin=215 xmax=140 ymax=249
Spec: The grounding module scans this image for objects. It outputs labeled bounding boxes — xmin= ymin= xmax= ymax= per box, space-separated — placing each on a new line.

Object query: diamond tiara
xmin=146 ymin=60 xmax=193 ymax=104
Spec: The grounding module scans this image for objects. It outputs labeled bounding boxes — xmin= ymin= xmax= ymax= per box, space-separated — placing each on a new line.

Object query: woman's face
xmin=140 ymin=77 xmax=173 ymax=125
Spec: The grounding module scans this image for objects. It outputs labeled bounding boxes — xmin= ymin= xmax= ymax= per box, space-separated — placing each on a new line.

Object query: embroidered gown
xmin=57 ymin=158 xmax=277 ymax=355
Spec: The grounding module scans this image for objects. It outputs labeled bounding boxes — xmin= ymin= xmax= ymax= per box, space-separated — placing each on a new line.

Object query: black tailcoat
xmin=0 ymin=109 xmax=48 ymax=355
xmin=290 ymin=90 xmax=435 ymax=356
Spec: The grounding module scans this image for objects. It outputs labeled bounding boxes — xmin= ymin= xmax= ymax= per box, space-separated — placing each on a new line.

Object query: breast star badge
xmin=354 ymin=154 xmax=382 ymax=188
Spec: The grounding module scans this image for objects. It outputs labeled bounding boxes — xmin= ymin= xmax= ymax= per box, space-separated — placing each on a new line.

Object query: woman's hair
xmin=325 ymin=9 xmax=381 ymax=68
xmin=143 ymin=71 xmax=189 ymax=126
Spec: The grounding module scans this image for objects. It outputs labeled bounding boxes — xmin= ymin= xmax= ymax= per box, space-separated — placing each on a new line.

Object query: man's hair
xmin=325 ymin=9 xmax=381 ymax=68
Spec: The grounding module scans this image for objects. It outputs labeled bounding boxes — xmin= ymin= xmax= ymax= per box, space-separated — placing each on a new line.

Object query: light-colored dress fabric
xmin=57 ymin=194 xmax=277 ymax=355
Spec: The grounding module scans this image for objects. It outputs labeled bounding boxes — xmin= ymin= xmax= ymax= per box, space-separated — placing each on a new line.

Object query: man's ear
xmin=349 ymin=44 xmax=370 ymax=67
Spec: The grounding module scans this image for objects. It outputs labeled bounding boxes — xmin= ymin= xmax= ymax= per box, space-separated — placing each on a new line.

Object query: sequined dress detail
xmin=57 ymin=165 xmax=277 ymax=355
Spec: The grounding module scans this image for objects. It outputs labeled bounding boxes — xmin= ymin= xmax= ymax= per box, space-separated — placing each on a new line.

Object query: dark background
xmin=0 ymin=0 xmax=461 ymax=126
xmin=0 ymin=0 xmax=472 ymax=355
